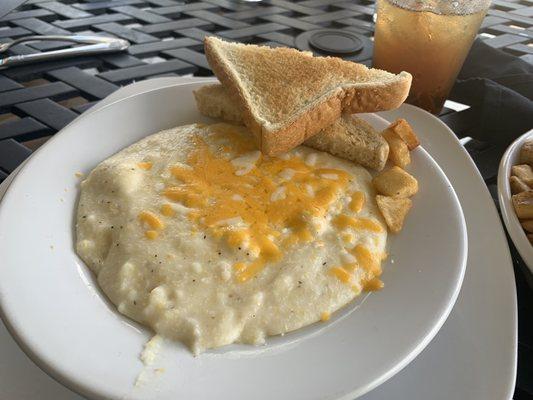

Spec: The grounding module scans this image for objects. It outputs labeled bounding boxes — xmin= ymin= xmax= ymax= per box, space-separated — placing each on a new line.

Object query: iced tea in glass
xmin=373 ymin=0 xmax=490 ymax=114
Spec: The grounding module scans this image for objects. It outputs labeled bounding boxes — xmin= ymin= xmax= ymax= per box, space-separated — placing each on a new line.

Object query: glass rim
xmin=379 ymin=0 xmax=491 ymax=16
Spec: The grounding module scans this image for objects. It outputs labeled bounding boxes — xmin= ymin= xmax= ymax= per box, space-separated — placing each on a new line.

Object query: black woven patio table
xmin=0 ymin=1 xmax=531 ymax=399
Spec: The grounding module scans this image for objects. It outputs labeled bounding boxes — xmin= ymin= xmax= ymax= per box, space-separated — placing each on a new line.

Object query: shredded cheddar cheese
xmin=329 ymin=245 xmax=384 ymax=291
xmin=352 ymin=245 xmax=380 ymax=275
xmin=352 ymin=244 xmax=384 ymax=290
xmin=145 ymin=230 xmax=158 ymax=240
xmin=160 ymin=204 xmax=175 ymax=217
xmin=341 ymin=232 xmax=354 ymax=244
xmin=349 ymin=191 xmax=365 ymax=213
xmin=138 ymin=162 xmax=153 ymax=170
xmin=365 ymin=278 xmax=384 ymax=291
xmin=321 ymin=312 xmax=330 ymax=321
xmin=329 ymin=266 xmax=352 ymax=284
xmin=163 ymin=127 xmax=353 ymax=282
xmin=333 ymin=214 xmax=383 ymax=233
xmin=139 ymin=210 xmax=165 ymax=230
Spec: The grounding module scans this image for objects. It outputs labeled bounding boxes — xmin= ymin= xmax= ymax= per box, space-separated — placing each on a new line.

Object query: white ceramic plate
xmin=498 ymin=129 xmax=533 ymax=274
xmin=0 ymin=78 xmax=515 ymax=400
xmin=0 ymin=81 xmax=467 ymax=400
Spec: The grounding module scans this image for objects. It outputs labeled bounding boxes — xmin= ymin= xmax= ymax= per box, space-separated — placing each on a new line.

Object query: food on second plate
xmin=520 ymin=140 xmax=533 ymax=165
xmin=512 ymin=191 xmax=533 ymax=220
xmin=204 ymin=37 xmax=412 ymax=155
xmin=510 ymin=175 xmax=530 ymax=194
xmin=510 ymin=138 xmax=533 ymax=244
xmin=76 ymin=123 xmax=388 ymax=354
xmin=511 ymin=164 xmax=533 ymax=186
xmin=521 ymin=220 xmax=533 ymax=233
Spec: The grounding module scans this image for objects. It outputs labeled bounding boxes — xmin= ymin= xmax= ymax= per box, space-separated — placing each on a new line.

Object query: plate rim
xmin=0 ymin=80 xmax=467 ymax=400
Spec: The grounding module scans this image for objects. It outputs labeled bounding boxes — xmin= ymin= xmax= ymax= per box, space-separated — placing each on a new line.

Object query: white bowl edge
xmin=498 ymin=129 xmax=533 ymax=274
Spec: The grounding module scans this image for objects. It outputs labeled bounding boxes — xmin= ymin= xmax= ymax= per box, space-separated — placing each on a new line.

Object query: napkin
xmin=449 ymin=39 xmax=533 ymax=150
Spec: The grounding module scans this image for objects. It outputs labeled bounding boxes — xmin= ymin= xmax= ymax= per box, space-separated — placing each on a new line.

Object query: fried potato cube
xmin=512 ymin=191 xmax=533 ymax=219
xmin=510 ymin=176 xmax=530 ymax=194
xmin=520 ymin=140 xmax=533 ymax=165
xmin=372 ymin=166 xmax=418 ymax=198
xmin=388 ymin=119 xmax=420 ymax=150
xmin=511 ymin=164 xmax=533 ymax=186
xmin=521 ymin=220 xmax=533 ymax=233
xmin=382 ymin=129 xmax=410 ymax=168
xmin=376 ymin=195 xmax=412 ymax=233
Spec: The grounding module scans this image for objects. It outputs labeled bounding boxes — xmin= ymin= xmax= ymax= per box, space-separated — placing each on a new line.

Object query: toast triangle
xmin=204 ymin=36 xmax=411 ymax=155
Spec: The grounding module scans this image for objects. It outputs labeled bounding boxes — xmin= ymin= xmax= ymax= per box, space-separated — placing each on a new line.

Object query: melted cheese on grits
xmin=76 ymin=123 xmax=387 ymax=354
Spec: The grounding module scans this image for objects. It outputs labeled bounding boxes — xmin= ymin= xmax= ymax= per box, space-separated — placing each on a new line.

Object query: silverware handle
xmin=4 ymin=35 xmax=129 ymax=48
xmin=0 ymin=40 xmax=129 ymax=68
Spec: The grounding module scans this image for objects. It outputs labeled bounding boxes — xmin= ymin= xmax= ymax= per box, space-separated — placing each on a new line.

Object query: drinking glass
xmin=373 ymin=0 xmax=491 ymax=114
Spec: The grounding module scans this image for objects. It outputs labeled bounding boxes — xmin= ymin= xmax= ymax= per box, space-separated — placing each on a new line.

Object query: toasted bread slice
xmin=194 ymin=84 xmax=243 ymax=123
xmin=204 ymin=37 xmax=412 ymax=156
xmin=194 ymin=84 xmax=389 ymax=170
xmin=305 ymin=114 xmax=389 ymax=171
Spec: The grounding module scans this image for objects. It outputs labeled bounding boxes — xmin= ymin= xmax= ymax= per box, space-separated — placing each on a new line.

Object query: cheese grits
xmin=76 ymin=123 xmax=387 ymax=354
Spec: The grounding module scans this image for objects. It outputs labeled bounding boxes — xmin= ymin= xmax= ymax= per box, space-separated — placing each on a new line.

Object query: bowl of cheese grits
xmin=0 ymin=80 xmax=467 ymax=400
